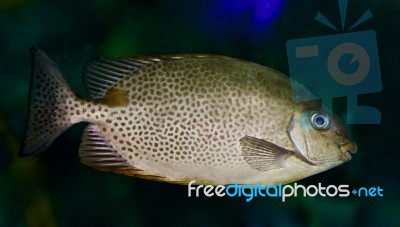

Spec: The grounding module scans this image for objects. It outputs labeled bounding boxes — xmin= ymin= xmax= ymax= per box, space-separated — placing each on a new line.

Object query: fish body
xmin=20 ymin=48 xmax=357 ymax=185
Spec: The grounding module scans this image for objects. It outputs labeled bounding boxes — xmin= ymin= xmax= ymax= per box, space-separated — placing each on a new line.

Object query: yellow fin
xmin=100 ymin=88 xmax=129 ymax=107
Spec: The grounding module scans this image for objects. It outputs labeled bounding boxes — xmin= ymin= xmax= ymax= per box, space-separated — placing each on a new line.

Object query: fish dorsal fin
xmin=79 ymin=124 xmax=141 ymax=174
xmin=83 ymin=57 xmax=160 ymax=99
xmin=240 ymin=136 xmax=293 ymax=172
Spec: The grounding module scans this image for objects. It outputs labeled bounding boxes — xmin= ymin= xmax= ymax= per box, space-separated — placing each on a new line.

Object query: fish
xmin=20 ymin=47 xmax=357 ymax=186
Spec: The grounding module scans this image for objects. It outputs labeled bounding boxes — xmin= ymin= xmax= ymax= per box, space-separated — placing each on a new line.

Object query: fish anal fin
xmin=240 ymin=136 xmax=292 ymax=172
xmin=79 ymin=124 xmax=140 ymax=174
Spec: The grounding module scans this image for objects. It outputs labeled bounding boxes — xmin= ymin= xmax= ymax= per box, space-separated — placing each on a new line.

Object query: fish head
xmin=287 ymin=101 xmax=357 ymax=165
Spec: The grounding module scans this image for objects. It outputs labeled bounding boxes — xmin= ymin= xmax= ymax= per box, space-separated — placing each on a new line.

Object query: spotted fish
xmin=20 ymin=47 xmax=357 ymax=185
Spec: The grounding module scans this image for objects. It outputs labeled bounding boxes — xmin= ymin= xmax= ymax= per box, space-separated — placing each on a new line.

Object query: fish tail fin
xmin=19 ymin=47 xmax=78 ymax=157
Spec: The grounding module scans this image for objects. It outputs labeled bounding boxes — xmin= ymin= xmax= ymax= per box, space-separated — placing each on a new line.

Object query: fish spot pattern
xmin=26 ymin=66 xmax=75 ymax=151
xmin=95 ymin=56 xmax=294 ymax=169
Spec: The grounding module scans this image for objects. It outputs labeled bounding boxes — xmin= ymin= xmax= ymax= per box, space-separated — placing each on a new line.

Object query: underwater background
xmin=1 ymin=0 xmax=399 ymax=226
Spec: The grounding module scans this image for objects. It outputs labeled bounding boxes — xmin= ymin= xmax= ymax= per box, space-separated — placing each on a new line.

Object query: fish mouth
xmin=340 ymin=142 xmax=357 ymax=161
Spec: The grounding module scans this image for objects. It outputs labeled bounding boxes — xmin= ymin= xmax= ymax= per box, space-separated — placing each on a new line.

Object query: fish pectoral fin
xmin=79 ymin=124 xmax=141 ymax=175
xmin=240 ymin=136 xmax=292 ymax=172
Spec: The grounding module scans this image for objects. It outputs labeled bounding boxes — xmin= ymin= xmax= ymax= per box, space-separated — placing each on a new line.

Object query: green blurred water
xmin=1 ymin=0 xmax=399 ymax=226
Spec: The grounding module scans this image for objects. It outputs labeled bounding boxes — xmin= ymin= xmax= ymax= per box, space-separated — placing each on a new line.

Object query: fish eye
xmin=310 ymin=112 xmax=331 ymax=130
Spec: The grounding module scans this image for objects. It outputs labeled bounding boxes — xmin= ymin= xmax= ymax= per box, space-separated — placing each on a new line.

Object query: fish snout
xmin=340 ymin=142 xmax=357 ymax=161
